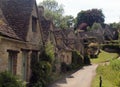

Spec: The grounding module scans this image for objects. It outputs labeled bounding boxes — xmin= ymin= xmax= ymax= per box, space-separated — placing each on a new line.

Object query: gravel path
xmin=49 ymin=64 xmax=98 ymax=87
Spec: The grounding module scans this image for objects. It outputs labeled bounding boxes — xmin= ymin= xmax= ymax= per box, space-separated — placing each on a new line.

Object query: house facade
xmin=53 ymin=29 xmax=72 ymax=63
xmin=0 ymin=0 xmax=42 ymax=81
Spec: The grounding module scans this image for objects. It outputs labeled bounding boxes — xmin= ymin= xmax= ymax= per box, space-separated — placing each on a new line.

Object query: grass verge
xmin=92 ymin=60 xmax=120 ymax=87
xmin=90 ymin=50 xmax=119 ymax=64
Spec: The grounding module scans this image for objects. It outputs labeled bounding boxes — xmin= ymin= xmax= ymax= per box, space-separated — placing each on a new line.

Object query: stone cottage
xmin=53 ymin=29 xmax=72 ymax=65
xmin=63 ymin=29 xmax=84 ymax=55
xmin=0 ymin=0 xmax=42 ymax=81
xmin=38 ymin=6 xmax=56 ymax=46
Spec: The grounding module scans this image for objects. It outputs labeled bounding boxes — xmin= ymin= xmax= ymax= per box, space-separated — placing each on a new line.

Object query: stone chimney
xmin=38 ymin=6 xmax=44 ymax=17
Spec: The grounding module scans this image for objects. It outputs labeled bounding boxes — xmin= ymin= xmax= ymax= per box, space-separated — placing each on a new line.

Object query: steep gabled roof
xmin=1 ymin=0 xmax=35 ymax=41
xmin=52 ymin=29 xmax=71 ymax=51
xmin=0 ymin=7 xmax=20 ymax=40
xmin=53 ymin=29 xmax=64 ymax=39
xmin=79 ymin=31 xmax=104 ymax=43
xmin=78 ymin=23 xmax=88 ymax=31
xmin=40 ymin=17 xmax=51 ymax=30
xmin=39 ymin=16 xmax=52 ymax=43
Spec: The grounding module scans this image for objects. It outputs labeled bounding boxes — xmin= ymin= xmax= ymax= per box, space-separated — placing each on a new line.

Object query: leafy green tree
xmin=76 ymin=9 xmax=105 ymax=28
xmin=109 ymin=22 xmax=120 ymax=30
xmin=39 ymin=0 xmax=75 ymax=29
xmin=29 ymin=41 xmax=54 ymax=87
xmin=39 ymin=0 xmax=64 ymax=27
xmin=91 ymin=22 xmax=102 ymax=31
xmin=60 ymin=15 xmax=75 ymax=29
xmin=45 ymin=41 xmax=55 ymax=64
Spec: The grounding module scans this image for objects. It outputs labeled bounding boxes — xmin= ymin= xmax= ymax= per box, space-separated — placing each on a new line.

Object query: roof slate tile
xmin=0 ymin=0 xmax=35 ymax=41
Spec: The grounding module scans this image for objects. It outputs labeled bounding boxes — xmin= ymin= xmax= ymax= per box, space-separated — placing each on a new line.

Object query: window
xmin=8 ymin=50 xmax=19 ymax=74
xmin=32 ymin=16 xmax=37 ymax=32
xmin=67 ymin=55 xmax=69 ymax=63
xmin=61 ymin=55 xmax=65 ymax=62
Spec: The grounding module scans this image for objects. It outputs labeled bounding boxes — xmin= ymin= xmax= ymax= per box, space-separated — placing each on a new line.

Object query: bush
xmin=29 ymin=61 xmax=52 ymax=87
xmin=45 ymin=41 xmax=55 ymax=64
xmin=70 ymin=51 xmax=84 ymax=70
xmin=84 ymin=55 xmax=91 ymax=65
xmin=0 ymin=71 xmax=25 ymax=87
xmin=61 ymin=62 xmax=67 ymax=72
xmin=30 ymin=42 xmax=54 ymax=87
xmin=72 ymin=51 xmax=83 ymax=66
xmin=30 ymin=41 xmax=55 ymax=87
xmin=61 ymin=62 xmax=73 ymax=73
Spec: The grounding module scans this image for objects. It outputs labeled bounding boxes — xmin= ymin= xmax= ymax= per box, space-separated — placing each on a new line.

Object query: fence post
xmin=99 ymin=76 xmax=102 ymax=87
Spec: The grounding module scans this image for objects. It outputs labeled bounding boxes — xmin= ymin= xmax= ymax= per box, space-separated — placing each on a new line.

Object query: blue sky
xmin=36 ymin=0 xmax=120 ymax=23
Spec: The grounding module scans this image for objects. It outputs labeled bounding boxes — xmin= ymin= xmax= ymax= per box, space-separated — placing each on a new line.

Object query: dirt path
xmin=48 ymin=64 xmax=98 ymax=87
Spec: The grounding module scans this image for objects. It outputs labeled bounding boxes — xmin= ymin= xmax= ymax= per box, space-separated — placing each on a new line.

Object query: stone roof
xmin=78 ymin=23 xmax=88 ymax=31
xmin=53 ymin=29 xmax=64 ymax=39
xmin=52 ymin=29 xmax=72 ymax=51
xmin=0 ymin=0 xmax=35 ymax=41
xmin=62 ymin=29 xmax=75 ymax=39
xmin=79 ymin=31 xmax=104 ymax=43
xmin=103 ymin=26 xmax=118 ymax=40
xmin=39 ymin=16 xmax=52 ymax=43
xmin=0 ymin=8 xmax=20 ymax=40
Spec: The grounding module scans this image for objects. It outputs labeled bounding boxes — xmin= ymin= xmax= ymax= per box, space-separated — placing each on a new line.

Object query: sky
xmin=36 ymin=0 xmax=120 ymax=23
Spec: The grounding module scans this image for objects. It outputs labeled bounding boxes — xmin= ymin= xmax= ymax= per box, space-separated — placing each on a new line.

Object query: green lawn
xmin=91 ymin=51 xmax=120 ymax=87
xmin=90 ymin=50 xmax=119 ymax=64
xmin=91 ymin=75 xmax=115 ymax=87
xmin=92 ymin=60 xmax=120 ymax=87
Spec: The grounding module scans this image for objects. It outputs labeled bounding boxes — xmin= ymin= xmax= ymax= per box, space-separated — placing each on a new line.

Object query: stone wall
xmin=0 ymin=37 xmax=40 ymax=81
xmin=60 ymin=51 xmax=72 ymax=65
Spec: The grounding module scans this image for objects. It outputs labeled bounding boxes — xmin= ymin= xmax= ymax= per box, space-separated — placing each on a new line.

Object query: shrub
xmin=30 ymin=41 xmax=55 ymax=87
xmin=61 ymin=62 xmax=67 ymax=72
xmin=39 ymin=51 xmax=52 ymax=63
xmin=0 ymin=71 xmax=25 ymax=87
xmin=66 ymin=64 xmax=72 ymax=71
xmin=84 ymin=55 xmax=91 ymax=65
xmin=29 ymin=61 xmax=52 ymax=87
xmin=70 ymin=51 xmax=84 ymax=70
xmin=60 ymin=62 xmax=73 ymax=73
xmin=45 ymin=41 xmax=55 ymax=64
xmin=72 ymin=51 xmax=83 ymax=66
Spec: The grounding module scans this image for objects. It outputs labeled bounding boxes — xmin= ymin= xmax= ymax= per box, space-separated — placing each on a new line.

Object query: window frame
xmin=32 ymin=16 xmax=37 ymax=32
xmin=7 ymin=50 xmax=19 ymax=74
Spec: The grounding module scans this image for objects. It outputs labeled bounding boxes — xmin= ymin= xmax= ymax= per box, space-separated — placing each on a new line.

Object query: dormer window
xmin=32 ymin=16 xmax=37 ymax=32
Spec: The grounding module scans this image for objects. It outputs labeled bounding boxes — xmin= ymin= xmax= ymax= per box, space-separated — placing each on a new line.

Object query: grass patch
xmin=90 ymin=50 xmax=119 ymax=64
xmin=92 ymin=60 xmax=120 ymax=87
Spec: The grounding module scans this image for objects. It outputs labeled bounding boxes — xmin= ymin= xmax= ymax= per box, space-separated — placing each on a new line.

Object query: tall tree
xmin=60 ymin=15 xmax=75 ymax=29
xmin=109 ymin=22 xmax=120 ymax=29
xmin=76 ymin=9 xmax=105 ymax=28
xmin=91 ymin=22 xmax=102 ymax=31
xmin=39 ymin=0 xmax=64 ymax=27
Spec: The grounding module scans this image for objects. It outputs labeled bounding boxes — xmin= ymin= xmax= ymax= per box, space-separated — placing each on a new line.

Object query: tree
xmin=39 ymin=0 xmax=75 ymax=29
xmin=109 ymin=22 xmax=120 ymax=30
xmin=39 ymin=0 xmax=64 ymax=27
xmin=91 ymin=22 xmax=102 ymax=31
xmin=60 ymin=15 xmax=75 ymax=29
xmin=76 ymin=9 xmax=105 ymax=28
